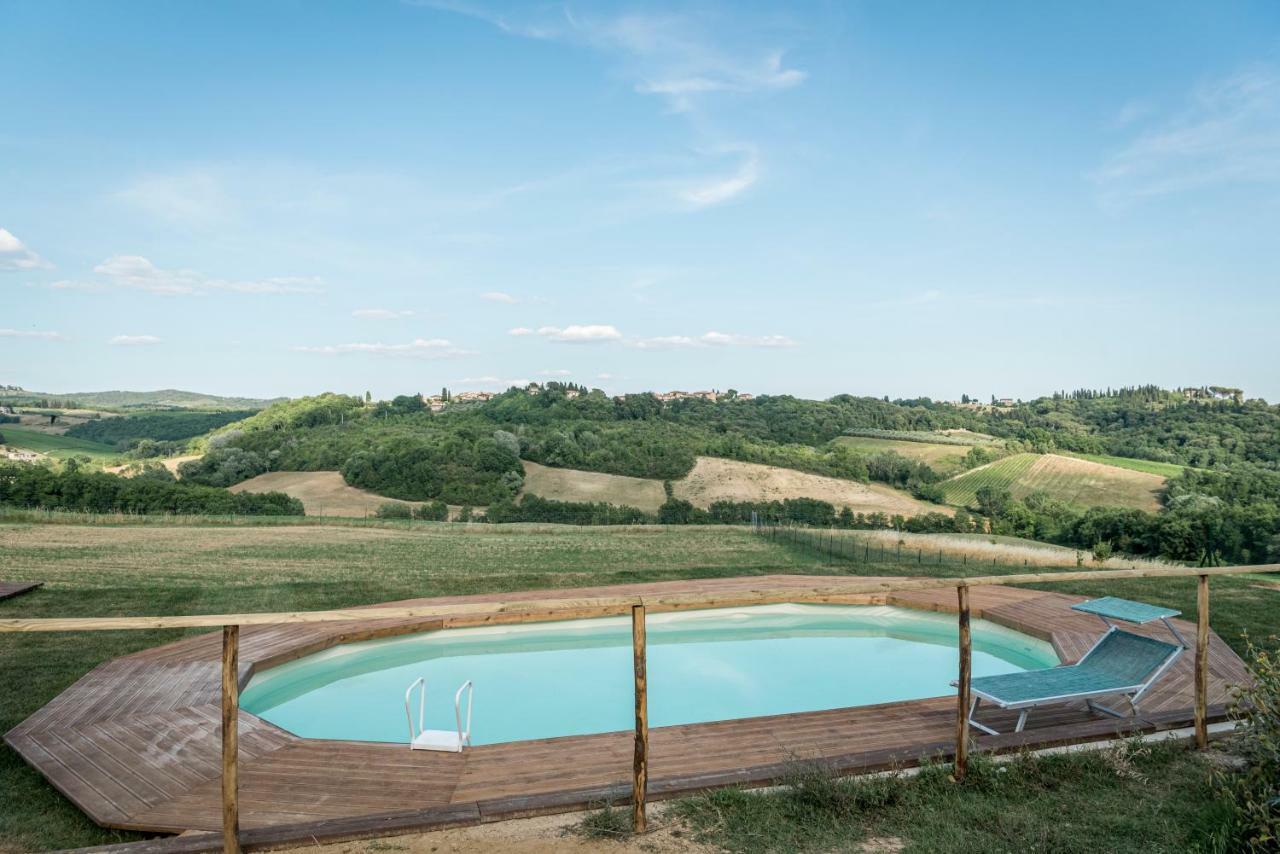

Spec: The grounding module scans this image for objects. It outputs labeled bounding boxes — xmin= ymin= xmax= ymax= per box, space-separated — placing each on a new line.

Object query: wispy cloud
xmin=0 ymin=328 xmax=62 ymax=340
xmin=414 ymin=3 xmax=803 ymax=208
xmin=539 ymin=368 xmax=572 ymax=376
xmin=0 ymin=228 xmax=50 ymax=272
xmin=353 ymin=308 xmax=414 ymax=320
xmin=632 ymin=330 xmax=796 ymax=350
xmin=680 ymin=147 xmax=760 ymax=207
xmin=536 ymin=324 xmax=624 ymax=343
xmin=420 ymin=3 xmax=808 ymax=111
xmin=115 ymin=171 xmax=234 ymax=227
xmin=293 ymin=338 xmax=474 ymax=359
xmin=1094 ymin=66 xmax=1280 ymax=204
xmin=480 ymin=291 xmax=521 ymax=304
xmin=92 ymin=255 xmax=323 ymax=296
xmin=507 ymin=326 xmax=534 ymax=336
xmin=109 ymin=334 xmax=162 ymax=346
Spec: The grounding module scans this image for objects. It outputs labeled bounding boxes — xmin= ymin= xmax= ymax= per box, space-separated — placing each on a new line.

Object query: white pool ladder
xmin=405 ymin=677 xmax=473 ymax=752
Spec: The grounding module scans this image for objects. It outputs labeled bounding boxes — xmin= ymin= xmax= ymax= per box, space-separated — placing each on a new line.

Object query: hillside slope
xmin=940 ymin=452 xmax=1165 ymax=511
xmin=521 ymin=461 xmax=667 ymax=512
xmin=228 ymin=471 xmax=415 ymax=517
xmin=672 ymin=457 xmax=951 ymax=516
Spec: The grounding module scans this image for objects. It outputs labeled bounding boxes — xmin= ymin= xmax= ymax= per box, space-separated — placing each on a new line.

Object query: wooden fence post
xmin=955 ymin=585 xmax=971 ymax=780
xmin=632 ymin=604 xmax=648 ymax=833
xmin=222 ymin=625 xmax=240 ymax=854
xmin=1196 ymin=574 xmax=1209 ymax=749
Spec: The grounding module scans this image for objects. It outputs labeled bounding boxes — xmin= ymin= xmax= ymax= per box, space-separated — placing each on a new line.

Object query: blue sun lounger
xmin=959 ymin=596 xmax=1187 ymax=735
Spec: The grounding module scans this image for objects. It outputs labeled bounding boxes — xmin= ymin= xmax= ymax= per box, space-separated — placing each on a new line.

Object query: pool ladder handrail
xmin=405 ymin=677 xmax=473 ymax=752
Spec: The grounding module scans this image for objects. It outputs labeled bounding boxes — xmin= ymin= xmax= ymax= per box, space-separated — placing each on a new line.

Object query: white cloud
xmin=538 ymin=324 xmax=624 ymax=343
xmin=353 ymin=308 xmax=415 ymax=320
xmin=507 ymin=326 xmax=534 ymax=336
xmin=293 ymin=338 xmax=474 ymax=359
xmin=1094 ymin=66 xmax=1280 ymax=204
xmin=539 ymin=369 xmax=572 ymax=376
xmin=456 ymin=375 xmax=531 ymax=387
xmin=680 ymin=148 xmax=760 ymax=207
xmin=0 ymin=328 xmax=62 ymax=339
xmin=481 ymin=291 xmax=520 ymax=303
xmin=633 ymin=331 xmax=796 ymax=350
xmin=92 ymin=255 xmax=323 ymax=296
xmin=116 ymin=171 xmax=234 ymax=226
xmin=596 ymin=373 xmax=615 ymax=380
xmin=0 ymin=228 xmax=50 ymax=272
xmin=44 ymin=280 xmax=105 ymax=292
xmin=109 ymin=334 xmax=162 ymax=346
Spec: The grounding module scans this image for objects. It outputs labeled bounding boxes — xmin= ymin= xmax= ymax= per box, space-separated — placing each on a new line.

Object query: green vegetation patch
xmin=0 ymin=427 xmax=118 ymax=460
xmin=939 ymin=453 xmax=1040 ymax=507
xmin=1065 ymin=452 xmax=1187 ymax=479
xmin=65 ymin=410 xmax=255 ymax=447
xmin=674 ymin=744 xmax=1229 ymax=854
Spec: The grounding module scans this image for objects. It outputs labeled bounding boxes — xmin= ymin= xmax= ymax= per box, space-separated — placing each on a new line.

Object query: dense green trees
xmin=66 ymin=410 xmax=255 ymax=448
xmin=341 ymin=430 xmax=523 ymax=504
xmin=0 ymin=464 xmax=302 ymax=515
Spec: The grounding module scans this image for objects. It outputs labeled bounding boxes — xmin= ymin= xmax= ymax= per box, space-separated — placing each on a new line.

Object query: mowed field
xmin=939 ymin=453 xmax=1166 ymax=511
xmin=521 ymin=460 xmax=667 ymax=512
xmin=229 ymin=471 xmax=416 ymax=516
xmin=226 ymin=457 xmax=949 ymax=519
xmin=0 ymin=426 xmax=117 ymax=460
xmin=672 ymin=456 xmax=951 ymax=516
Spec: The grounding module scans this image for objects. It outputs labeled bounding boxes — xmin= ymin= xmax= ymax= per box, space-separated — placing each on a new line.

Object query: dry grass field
xmin=673 ymin=457 xmax=951 ymax=517
xmin=228 ymin=459 xmax=949 ymax=519
xmin=105 ymin=454 xmax=200 ymax=477
xmin=827 ymin=529 xmax=1177 ymax=570
xmin=520 ymin=460 xmax=668 ymax=512
xmin=940 ymin=453 xmax=1165 ymax=512
xmin=228 ymin=470 xmax=416 ymax=517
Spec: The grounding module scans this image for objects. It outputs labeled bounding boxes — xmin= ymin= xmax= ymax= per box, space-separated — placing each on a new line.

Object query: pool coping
xmin=5 ymin=575 xmax=1248 ymax=849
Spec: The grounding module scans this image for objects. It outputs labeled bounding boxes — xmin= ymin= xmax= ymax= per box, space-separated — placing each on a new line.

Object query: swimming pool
xmin=241 ymin=604 xmax=1058 ymax=745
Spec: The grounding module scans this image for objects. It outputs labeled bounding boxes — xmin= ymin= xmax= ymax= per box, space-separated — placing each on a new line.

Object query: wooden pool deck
xmin=5 ymin=576 xmax=1247 ymax=849
xmin=0 ymin=580 xmax=42 ymax=601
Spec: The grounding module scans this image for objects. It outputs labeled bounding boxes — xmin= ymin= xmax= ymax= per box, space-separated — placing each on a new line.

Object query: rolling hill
xmin=938 ymin=452 xmax=1166 ymax=512
xmin=1 ymin=388 xmax=284 ymax=410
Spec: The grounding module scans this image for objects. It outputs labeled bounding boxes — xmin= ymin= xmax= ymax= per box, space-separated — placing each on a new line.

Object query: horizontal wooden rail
xmin=1 ymin=563 xmax=1276 ymax=633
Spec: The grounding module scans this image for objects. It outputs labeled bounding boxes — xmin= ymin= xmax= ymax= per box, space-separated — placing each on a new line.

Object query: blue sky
xmin=4 ymin=1 xmax=1279 ymax=401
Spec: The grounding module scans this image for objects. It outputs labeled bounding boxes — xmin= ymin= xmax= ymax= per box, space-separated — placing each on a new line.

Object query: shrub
xmin=414 ymin=499 xmax=449 ymax=521
xmin=178 ymin=447 xmax=268 ymax=487
xmin=1211 ymin=636 xmax=1280 ymax=851
xmin=375 ymin=502 xmax=413 ymax=519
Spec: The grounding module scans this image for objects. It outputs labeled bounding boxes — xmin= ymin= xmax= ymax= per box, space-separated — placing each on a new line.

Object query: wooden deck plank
xmin=0 ymin=580 xmax=43 ymax=601
xmin=5 ymin=575 xmax=1250 ymax=838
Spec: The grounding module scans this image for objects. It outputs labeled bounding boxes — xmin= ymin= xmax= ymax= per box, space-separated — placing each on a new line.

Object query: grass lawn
xmin=673 ymin=742 xmax=1229 ymax=853
xmin=0 ymin=427 xmax=118 ymax=461
xmin=0 ymin=519 xmax=1272 ymax=852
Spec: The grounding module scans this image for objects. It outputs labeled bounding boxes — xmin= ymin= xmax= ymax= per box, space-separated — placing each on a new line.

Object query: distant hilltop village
xmin=420 ymin=384 xmax=752 ymax=412
xmin=949 ymin=385 xmax=1245 ymax=411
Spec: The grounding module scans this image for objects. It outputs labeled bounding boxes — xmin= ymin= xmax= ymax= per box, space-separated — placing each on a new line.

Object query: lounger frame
xmin=966 ymin=626 xmax=1185 ymax=735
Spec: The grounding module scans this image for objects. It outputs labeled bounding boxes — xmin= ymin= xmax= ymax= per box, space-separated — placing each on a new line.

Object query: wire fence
xmin=750 ymin=513 xmax=1090 ymax=570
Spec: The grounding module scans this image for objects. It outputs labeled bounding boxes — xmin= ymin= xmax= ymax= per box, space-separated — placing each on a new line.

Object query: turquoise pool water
xmin=241 ymin=604 xmax=1058 ymax=745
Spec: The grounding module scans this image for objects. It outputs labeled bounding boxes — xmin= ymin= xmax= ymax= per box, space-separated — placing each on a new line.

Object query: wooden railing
xmin=2 ymin=562 xmax=1277 ymax=851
